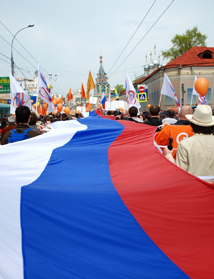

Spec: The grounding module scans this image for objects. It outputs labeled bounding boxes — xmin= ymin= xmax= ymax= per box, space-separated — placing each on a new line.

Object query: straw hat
xmin=186 ymin=105 xmax=214 ymax=127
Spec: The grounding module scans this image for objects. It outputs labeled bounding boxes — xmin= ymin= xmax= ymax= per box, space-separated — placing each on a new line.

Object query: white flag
xmin=38 ymin=65 xmax=54 ymax=113
xmin=125 ymin=72 xmax=141 ymax=109
xmin=192 ymin=76 xmax=198 ymax=96
xmin=160 ymin=73 xmax=180 ymax=107
xmin=9 ymin=74 xmax=31 ymax=114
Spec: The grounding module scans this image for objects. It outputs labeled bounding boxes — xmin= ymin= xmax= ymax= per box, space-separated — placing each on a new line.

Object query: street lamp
xmin=11 ymin=24 xmax=34 ymax=76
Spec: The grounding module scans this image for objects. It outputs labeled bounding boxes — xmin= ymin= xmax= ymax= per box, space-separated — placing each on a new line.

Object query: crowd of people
xmin=1 ymin=104 xmax=214 ymax=181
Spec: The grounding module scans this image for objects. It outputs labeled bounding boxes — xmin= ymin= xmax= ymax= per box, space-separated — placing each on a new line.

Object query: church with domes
xmin=143 ymin=45 xmax=164 ymax=76
xmin=94 ymin=55 xmax=111 ymax=98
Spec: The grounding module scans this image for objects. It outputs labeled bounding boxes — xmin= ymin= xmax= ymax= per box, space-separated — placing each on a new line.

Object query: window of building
xmin=206 ymin=88 xmax=212 ymax=104
xmin=202 ymin=53 xmax=212 ymax=59
xmin=157 ymin=91 xmax=160 ymax=104
xmin=187 ymin=88 xmax=197 ymax=105
xmin=154 ymin=92 xmax=157 ymax=105
xmin=165 ymin=95 xmax=174 ymax=105
xmin=150 ymin=92 xmax=153 ymax=104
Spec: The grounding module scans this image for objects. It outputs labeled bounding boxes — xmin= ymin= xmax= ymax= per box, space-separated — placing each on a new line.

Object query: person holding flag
xmin=38 ymin=65 xmax=54 ymax=113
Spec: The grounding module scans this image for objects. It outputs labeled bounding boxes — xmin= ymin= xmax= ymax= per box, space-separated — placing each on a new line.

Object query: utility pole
xmin=11 ymin=25 xmax=34 ymax=76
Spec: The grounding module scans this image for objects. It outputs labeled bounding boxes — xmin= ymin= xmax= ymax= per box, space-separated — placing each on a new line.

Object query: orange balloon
xmin=77 ymin=110 xmax=81 ymax=114
xmin=31 ymin=100 xmax=34 ymax=103
xmin=119 ymin=107 xmax=124 ymax=112
xmin=194 ymin=78 xmax=209 ymax=96
xmin=33 ymin=103 xmax=36 ymax=109
xmin=57 ymin=103 xmax=63 ymax=111
xmin=43 ymin=103 xmax=48 ymax=110
xmin=64 ymin=107 xmax=70 ymax=115
xmin=147 ymin=104 xmax=151 ymax=109
xmin=72 ymin=110 xmax=76 ymax=114
xmin=54 ymin=110 xmax=57 ymax=115
xmin=56 ymin=97 xmax=61 ymax=104
xmin=52 ymin=100 xmax=56 ymax=106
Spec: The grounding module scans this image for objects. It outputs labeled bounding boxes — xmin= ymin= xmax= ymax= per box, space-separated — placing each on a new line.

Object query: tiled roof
xmin=165 ymin=46 xmax=214 ymax=68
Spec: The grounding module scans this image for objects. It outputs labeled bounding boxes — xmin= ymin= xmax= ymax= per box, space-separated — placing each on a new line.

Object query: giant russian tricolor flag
xmin=1 ymin=118 xmax=214 ymax=279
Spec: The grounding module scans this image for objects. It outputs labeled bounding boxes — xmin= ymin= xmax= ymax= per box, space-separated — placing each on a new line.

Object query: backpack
xmin=7 ymin=128 xmax=32 ymax=144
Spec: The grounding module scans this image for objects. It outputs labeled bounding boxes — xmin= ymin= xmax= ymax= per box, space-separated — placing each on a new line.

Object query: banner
xmin=38 ymin=65 xmax=54 ymax=113
xmin=125 ymin=72 xmax=141 ymax=109
xmin=9 ymin=74 xmax=31 ymax=114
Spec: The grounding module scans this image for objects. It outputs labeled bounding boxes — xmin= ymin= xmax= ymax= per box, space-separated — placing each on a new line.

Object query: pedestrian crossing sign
xmin=137 ymin=93 xmax=147 ymax=102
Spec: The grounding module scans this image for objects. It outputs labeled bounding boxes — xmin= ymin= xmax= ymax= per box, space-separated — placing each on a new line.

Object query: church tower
xmin=94 ymin=54 xmax=111 ymax=98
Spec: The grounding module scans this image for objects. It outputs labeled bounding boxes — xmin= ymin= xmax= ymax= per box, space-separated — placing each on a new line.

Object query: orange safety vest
xmin=155 ymin=124 xmax=194 ymax=159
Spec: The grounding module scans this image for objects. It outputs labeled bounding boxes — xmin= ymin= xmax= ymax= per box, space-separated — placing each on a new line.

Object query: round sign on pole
xmin=138 ymin=86 xmax=145 ymax=93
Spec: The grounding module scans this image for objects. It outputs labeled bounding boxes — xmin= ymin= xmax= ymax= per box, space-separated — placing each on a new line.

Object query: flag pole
xmin=159 ymin=93 xmax=162 ymax=108
xmin=190 ymin=92 xmax=193 ymax=107
xmin=36 ymin=64 xmax=39 ymax=115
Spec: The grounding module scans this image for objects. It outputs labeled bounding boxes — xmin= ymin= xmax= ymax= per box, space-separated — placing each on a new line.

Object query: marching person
xmin=163 ymin=105 xmax=214 ymax=177
xmin=2 ymin=106 xmax=41 ymax=145
xmin=155 ymin=106 xmax=194 ymax=159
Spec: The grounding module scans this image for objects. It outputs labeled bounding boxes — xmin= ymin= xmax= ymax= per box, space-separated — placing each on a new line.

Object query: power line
xmin=0 ymin=22 xmax=65 ymax=94
xmin=109 ymin=0 xmax=175 ymax=79
xmin=14 ymin=64 xmax=30 ymax=80
xmin=0 ymin=21 xmax=39 ymax=65
xmin=0 ymin=52 xmax=10 ymax=60
xmin=0 ymin=34 xmax=36 ymax=69
xmin=0 ymin=57 xmax=10 ymax=64
xmin=107 ymin=0 xmax=156 ymax=74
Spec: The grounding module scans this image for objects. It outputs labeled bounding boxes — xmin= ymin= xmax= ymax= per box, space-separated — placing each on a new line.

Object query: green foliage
xmin=162 ymin=26 xmax=207 ymax=61
xmin=114 ymin=84 xmax=125 ymax=93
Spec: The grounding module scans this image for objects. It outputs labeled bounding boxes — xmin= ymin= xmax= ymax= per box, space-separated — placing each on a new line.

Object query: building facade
xmin=94 ymin=56 xmax=111 ymax=100
xmin=121 ymin=46 xmax=214 ymax=111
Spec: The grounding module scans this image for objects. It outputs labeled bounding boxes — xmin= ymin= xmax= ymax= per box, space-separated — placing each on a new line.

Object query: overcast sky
xmin=0 ymin=0 xmax=213 ymax=96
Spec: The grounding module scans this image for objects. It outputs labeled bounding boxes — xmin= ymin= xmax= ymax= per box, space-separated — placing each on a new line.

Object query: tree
xmin=114 ymin=84 xmax=125 ymax=94
xmin=162 ymin=27 xmax=207 ymax=61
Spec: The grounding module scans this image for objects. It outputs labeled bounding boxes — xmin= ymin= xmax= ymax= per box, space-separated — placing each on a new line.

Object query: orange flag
xmin=80 ymin=83 xmax=86 ymax=99
xmin=52 ymin=94 xmax=55 ymax=101
xmin=85 ymin=102 xmax=92 ymax=112
xmin=86 ymin=71 xmax=95 ymax=101
xmin=67 ymin=88 xmax=73 ymax=101
xmin=37 ymin=104 xmax=42 ymax=115
xmin=60 ymin=96 xmax=63 ymax=104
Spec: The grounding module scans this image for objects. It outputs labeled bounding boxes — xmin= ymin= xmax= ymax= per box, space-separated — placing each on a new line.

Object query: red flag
xmin=80 ymin=83 xmax=86 ymax=99
xmin=67 ymin=88 xmax=73 ymax=101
